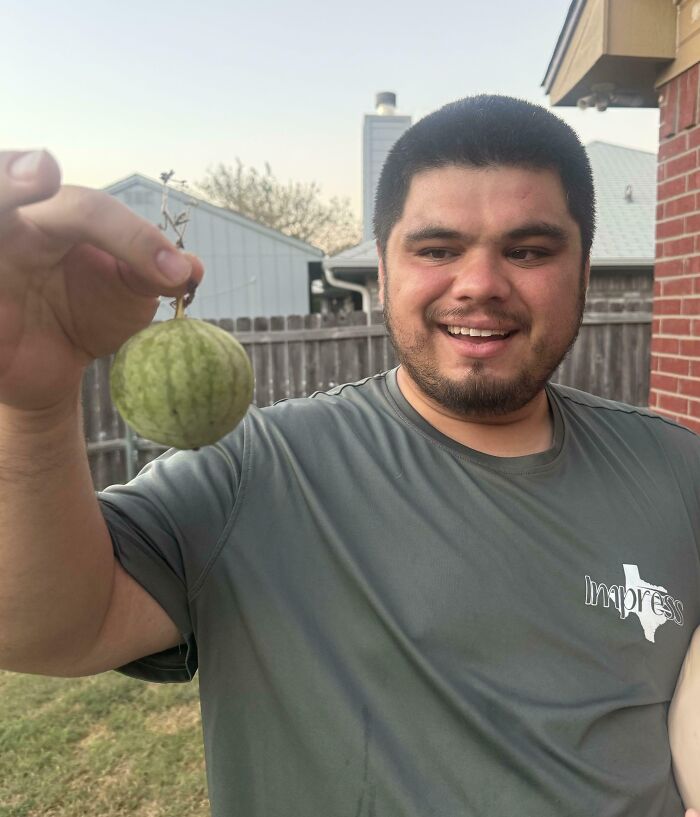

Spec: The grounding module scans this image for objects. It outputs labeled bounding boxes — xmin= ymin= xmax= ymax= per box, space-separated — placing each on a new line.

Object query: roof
xmin=586 ymin=141 xmax=655 ymax=266
xmin=104 ymin=173 xmax=324 ymax=257
xmin=327 ymin=141 xmax=656 ymax=273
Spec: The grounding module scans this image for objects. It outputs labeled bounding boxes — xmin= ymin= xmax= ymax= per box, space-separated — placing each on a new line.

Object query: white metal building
xmin=362 ymin=92 xmax=412 ymax=241
xmin=105 ymin=174 xmax=324 ymax=322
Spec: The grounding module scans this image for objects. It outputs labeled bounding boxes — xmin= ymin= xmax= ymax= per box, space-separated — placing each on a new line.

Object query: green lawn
xmin=0 ymin=670 xmax=208 ymax=816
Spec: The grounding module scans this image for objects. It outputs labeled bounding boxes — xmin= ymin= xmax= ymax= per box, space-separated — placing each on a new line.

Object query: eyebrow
xmin=403 ymin=221 xmax=569 ymax=245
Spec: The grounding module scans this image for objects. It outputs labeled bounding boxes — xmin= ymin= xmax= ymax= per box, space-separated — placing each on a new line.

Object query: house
xmin=105 ymin=174 xmax=324 ymax=322
xmin=542 ymin=0 xmax=700 ymax=430
xmin=321 ymin=141 xmax=657 ymax=311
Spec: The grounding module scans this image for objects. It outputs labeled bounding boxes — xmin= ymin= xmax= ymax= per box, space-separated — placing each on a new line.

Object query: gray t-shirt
xmin=98 ymin=369 xmax=700 ymax=816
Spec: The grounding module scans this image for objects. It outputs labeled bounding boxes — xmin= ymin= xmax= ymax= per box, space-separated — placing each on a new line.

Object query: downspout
xmin=321 ymin=255 xmax=374 ymax=373
xmin=321 ymin=255 xmax=371 ymax=314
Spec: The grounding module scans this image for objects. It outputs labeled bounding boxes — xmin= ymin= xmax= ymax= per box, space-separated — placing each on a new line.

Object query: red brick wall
xmin=650 ymin=62 xmax=700 ymax=431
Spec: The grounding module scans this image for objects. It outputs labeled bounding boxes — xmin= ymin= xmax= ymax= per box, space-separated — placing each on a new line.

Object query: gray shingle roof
xmin=586 ymin=141 xmax=656 ymax=266
xmin=328 ymin=142 xmax=656 ymax=271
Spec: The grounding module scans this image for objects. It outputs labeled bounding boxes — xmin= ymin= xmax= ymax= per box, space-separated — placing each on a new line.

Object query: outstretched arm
xmin=670 ymin=626 xmax=700 ymax=812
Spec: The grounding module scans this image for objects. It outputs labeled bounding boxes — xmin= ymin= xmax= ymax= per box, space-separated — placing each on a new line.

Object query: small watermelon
xmin=110 ymin=317 xmax=254 ymax=450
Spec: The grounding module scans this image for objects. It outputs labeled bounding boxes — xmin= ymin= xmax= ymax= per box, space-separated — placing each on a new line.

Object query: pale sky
xmin=4 ymin=0 xmax=660 ymax=215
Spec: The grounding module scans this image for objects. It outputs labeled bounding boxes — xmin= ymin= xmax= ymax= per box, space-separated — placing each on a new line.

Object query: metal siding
xmin=362 ymin=115 xmax=411 ymax=240
xmin=111 ymin=181 xmax=317 ymax=320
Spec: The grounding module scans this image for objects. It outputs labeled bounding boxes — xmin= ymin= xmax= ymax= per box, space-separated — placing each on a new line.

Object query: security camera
xmin=577 ymin=94 xmax=597 ymax=110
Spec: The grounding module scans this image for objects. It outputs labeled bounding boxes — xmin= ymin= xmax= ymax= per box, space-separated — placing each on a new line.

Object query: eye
xmin=417 ymin=248 xmax=456 ymax=261
xmin=508 ymin=247 xmax=550 ymax=263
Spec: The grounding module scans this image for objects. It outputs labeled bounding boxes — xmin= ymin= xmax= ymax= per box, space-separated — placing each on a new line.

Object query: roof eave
xmin=542 ymin=0 xmax=587 ymax=92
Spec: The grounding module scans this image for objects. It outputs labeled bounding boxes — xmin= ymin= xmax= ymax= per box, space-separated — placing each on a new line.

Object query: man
xmin=0 ymin=95 xmax=698 ymax=815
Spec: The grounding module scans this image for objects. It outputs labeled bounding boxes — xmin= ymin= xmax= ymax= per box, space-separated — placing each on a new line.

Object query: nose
xmin=449 ymin=249 xmax=512 ymax=303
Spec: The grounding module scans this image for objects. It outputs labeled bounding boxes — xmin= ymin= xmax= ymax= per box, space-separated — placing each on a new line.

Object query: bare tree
xmin=197 ymin=160 xmax=361 ymax=256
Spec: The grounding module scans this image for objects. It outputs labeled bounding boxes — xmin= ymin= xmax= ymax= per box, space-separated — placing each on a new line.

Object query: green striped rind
xmin=110 ymin=319 xmax=254 ymax=449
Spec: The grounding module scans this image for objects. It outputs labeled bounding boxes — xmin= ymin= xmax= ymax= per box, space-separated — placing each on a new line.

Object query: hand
xmin=686 ymin=810 xmax=700 ymax=816
xmin=0 ymin=149 xmax=204 ymax=415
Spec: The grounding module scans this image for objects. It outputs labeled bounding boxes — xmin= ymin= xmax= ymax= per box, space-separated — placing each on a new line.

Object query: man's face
xmin=378 ymin=164 xmax=589 ymax=419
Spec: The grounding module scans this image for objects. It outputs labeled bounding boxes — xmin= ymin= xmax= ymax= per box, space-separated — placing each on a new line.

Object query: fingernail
xmin=155 ymin=249 xmax=191 ymax=283
xmin=8 ymin=150 xmax=44 ymax=181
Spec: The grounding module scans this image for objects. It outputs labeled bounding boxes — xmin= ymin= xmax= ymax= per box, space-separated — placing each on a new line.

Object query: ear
xmin=377 ymin=242 xmax=386 ymax=308
xmin=583 ymin=257 xmax=591 ymax=292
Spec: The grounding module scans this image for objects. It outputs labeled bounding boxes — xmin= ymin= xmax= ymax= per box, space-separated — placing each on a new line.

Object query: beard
xmin=383 ymin=275 xmax=586 ymax=419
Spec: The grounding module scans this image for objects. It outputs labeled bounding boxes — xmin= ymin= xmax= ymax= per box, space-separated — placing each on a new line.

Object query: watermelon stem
xmin=174 ymin=297 xmax=186 ymax=319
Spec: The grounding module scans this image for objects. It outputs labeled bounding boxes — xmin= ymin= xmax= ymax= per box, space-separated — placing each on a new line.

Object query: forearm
xmin=670 ymin=627 xmax=700 ymax=810
xmin=0 ymin=394 xmax=116 ymax=674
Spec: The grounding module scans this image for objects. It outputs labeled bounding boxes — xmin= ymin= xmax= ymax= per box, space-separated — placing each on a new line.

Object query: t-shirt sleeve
xmin=96 ymin=427 xmax=245 ymax=683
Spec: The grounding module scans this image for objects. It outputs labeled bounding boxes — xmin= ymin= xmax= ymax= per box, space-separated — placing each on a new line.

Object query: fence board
xmin=85 ymin=299 xmax=653 ymax=490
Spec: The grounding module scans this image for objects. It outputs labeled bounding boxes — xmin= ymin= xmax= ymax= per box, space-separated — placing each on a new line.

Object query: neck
xmin=396 ymin=367 xmax=554 ymax=457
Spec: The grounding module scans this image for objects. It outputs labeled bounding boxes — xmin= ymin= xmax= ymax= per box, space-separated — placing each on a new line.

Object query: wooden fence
xmin=84 ymin=296 xmax=652 ymax=490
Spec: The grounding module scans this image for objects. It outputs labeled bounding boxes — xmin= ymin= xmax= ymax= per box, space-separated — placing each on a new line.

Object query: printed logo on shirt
xmin=584 ymin=564 xmax=684 ymax=643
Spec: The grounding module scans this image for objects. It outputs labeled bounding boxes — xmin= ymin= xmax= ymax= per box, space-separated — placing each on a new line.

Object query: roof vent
xmin=375 ymin=92 xmax=397 ymax=115
xmin=624 ymin=184 xmax=633 ymax=202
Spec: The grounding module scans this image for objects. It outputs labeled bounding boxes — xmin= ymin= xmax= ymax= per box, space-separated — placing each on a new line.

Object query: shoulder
xmin=548 ymin=381 xmax=700 ymax=452
xmin=250 ymin=371 xmax=394 ymax=429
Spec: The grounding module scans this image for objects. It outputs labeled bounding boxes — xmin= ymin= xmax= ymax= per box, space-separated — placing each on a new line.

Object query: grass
xmin=0 ymin=669 xmax=209 ymax=817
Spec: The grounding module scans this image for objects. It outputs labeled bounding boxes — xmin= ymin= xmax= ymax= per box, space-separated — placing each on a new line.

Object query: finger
xmin=0 ymin=150 xmax=61 ymax=216
xmin=19 ymin=185 xmax=196 ymax=295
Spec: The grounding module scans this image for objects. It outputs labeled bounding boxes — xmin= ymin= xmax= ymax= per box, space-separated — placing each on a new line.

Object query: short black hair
xmin=373 ymin=95 xmax=595 ymax=262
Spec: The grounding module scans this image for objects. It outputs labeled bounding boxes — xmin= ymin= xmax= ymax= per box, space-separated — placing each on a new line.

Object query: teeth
xmin=447 ymin=326 xmax=508 ymax=337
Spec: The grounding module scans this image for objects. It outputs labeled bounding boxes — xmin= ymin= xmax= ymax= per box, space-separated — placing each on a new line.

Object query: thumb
xmin=686 ymin=810 xmax=700 ymax=816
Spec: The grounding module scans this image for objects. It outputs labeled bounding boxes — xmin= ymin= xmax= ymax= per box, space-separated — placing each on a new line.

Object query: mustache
xmin=426 ymin=305 xmax=532 ymax=332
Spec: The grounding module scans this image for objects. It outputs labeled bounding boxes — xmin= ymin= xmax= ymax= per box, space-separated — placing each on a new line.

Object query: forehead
xmin=394 ymin=164 xmax=574 ymax=237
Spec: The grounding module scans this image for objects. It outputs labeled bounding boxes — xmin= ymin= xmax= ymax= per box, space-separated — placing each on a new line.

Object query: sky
xmin=3 ymin=0 xmax=660 ymax=216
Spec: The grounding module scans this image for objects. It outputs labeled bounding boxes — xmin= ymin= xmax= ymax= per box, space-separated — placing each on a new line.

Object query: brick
xmin=660 ymin=78 xmax=681 ymax=139
xmin=651 ymin=337 xmax=680 ymax=355
xmin=675 ymin=415 xmax=700 ymax=434
xmin=682 ymin=297 xmax=700 ymax=315
xmin=692 ymin=318 xmax=700 ymax=335
xmin=659 ymin=355 xmax=690 ymax=375
xmin=656 ymin=217 xmax=685 ymax=239
xmin=680 ymin=339 xmax=700 ymax=356
xmin=665 ymin=193 xmax=697 ymax=218
xmin=689 ymin=256 xmax=700 ymax=274
xmin=661 ymin=317 xmax=692 ymax=335
xmin=648 ymin=390 xmax=659 ymax=408
xmin=651 ymin=353 xmax=660 ymax=371
xmin=656 ymin=240 xmax=664 ymax=259
xmin=657 ymin=203 xmax=665 ymax=221
xmin=688 ymin=170 xmax=700 ymax=191
xmin=651 ymin=372 xmax=679 ymax=392
xmin=680 ymin=378 xmax=700 ymax=398
xmin=679 ymin=64 xmax=700 ymax=130
xmin=666 ymin=150 xmax=698 ymax=178
xmin=653 ymin=317 xmax=661 ymax=335
xmin=690 ymin=128 xmax=700 ymax=149
xmin=659 ymin=393 xmax=688 ymax=414
xmin=658 ymin=163 xmax=667 ymax=184
xmin=659 ymin=176 xmax=687 ymax=201
xmin=657 ymin=297 xmax=683 ymax=315
xmin=686 ymin=212 xmax=700 ymax=233
xmin=663 ymin=277 xmax=694 ymax=296
xmin=691 ymin=361 xmax=700 ymax=378
xmin=663 ymin=236 xmax=695 ymax=257
xmin=655 ymin=258 xmax=684 ymax=277
xmin=688 ymin=398 xmax=700 ymax=418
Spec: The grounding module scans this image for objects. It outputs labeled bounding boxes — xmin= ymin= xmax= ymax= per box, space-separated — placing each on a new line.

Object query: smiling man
xmin=0 ymin=96 xmax=698 ymax=817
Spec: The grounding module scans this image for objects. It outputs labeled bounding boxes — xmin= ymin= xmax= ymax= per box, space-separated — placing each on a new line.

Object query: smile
xmin=445 ymin=326 xmax=512 ymax=338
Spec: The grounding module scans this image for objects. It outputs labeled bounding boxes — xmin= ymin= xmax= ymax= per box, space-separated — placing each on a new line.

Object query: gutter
xmin=321 ymin=255 xmax=372 ymax=314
